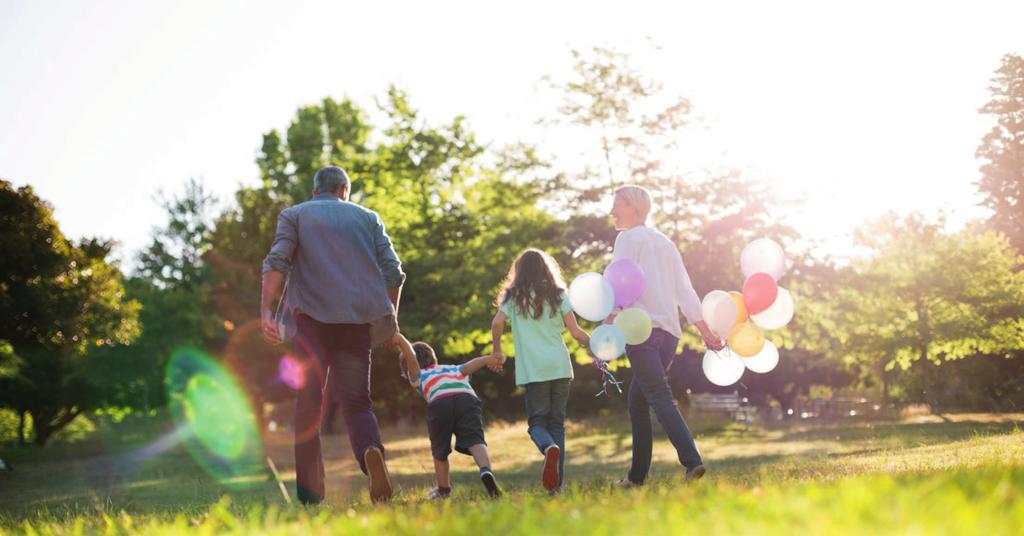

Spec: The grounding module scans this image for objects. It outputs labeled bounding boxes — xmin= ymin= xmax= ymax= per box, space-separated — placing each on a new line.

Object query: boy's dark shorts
xmin=426 ymin=393 xmax=486 ymax=460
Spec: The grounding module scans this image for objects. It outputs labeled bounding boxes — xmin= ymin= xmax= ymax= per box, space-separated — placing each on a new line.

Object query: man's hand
xmin=381 ymin=321 xmax=401 ymax=350
xmin=261 ymin=309 xmax=282 ymax=345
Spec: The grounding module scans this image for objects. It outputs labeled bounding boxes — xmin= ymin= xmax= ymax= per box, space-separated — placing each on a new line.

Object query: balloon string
xmin=592 ymin=356 xmax=624 ymax=397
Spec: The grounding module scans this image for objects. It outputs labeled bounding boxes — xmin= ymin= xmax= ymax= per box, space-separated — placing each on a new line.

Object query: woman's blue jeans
xmin=626 ymin=328 xmax=702 ymax=484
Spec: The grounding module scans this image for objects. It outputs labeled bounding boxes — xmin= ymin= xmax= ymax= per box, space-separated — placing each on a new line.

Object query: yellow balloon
xmin=729 ymin=291 xmax=748 ymax=327
xmin=614 ymin=307 xmax=653 ymax=345
xmin=728 ymin=321 xmax=764 ymax=357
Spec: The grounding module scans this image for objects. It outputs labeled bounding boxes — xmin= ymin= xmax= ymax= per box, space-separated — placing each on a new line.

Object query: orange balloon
xmin=728 ymin=321 xmax=765 ymax=357
xmin=729 ymin=291 xmax=748 ymax=327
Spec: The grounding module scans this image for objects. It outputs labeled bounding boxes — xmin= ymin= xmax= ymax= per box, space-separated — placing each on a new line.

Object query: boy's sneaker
xmin=428 ymin=487 xmax=451 ymax=500
xmin=685 ymin=464 xmax=706 ymax=483
xmin=480 ymin=470 xmax=502 ymax=498
xmin=363 ymin=447 xmax=393 ymax=504
xmin=614 ymin=478 xmax=641 ymax=489
xmin=542 ymin=445 xmax=561 ymax=492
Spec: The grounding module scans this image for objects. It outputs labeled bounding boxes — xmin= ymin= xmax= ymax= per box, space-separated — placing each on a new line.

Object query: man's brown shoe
xmin=685 ymin=464 xmax=706 ymax=483
xmin=364 ymin=447 xmax=393 ymax=503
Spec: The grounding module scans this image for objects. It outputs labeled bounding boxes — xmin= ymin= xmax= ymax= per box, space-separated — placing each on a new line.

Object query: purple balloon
xmin=604 ymin=259 xmax=646 ymax=308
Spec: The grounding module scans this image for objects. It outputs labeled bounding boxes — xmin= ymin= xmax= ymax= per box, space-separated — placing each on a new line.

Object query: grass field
xmin=1 ymin=413 xmax=1022 ymax=534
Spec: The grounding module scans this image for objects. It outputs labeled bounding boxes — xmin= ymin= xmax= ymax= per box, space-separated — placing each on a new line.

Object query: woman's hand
xmin=695 ymin=320 xmax=726 ymax=351
xmin=703 ymin=333 xmax=725 ymax=352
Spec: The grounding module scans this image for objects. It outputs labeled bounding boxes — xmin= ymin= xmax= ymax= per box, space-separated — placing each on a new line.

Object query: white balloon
xmin=750 ymin=287 xmax=795 ymax=330
xmin=743 ymin=339 xmax=780 ymax=373
xmin=702 ymin=350 xmax=745 ymax=386
xmin=740 ymin=238 xmax=786 ymax=281
xmin=590 ymin=324 xmax=627 ymax=362
xmin=568 ymin=272 xmax=616 ymax=322
xmin=701 ymin=290 xmax=737 ymax=339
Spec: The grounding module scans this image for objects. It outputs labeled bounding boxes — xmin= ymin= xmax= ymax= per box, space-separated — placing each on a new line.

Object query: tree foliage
xmin=0 ymin=181 xmax=140 ymax=445
xmin=833 ymin=214 xmax=1024 ymax=402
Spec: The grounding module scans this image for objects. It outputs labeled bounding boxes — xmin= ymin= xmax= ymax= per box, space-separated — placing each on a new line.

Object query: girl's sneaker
xmin=542 ymin=445 xmax=561 ymax=492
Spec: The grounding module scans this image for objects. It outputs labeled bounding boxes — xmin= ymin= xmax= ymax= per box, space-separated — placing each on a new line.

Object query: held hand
xmin=381 ymin=322 xmax=402 ymax=350
xmin=488 ymin=351 xmax=505 ymax=372
xmin=390 ymin=332 xmax=405 ymax=351
xmin=260 ymin=309 xmax=282 ymax=345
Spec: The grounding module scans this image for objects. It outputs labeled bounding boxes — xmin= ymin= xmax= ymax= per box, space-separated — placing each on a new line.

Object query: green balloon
xmin=614 ymin=307 xmax=653 ymax=345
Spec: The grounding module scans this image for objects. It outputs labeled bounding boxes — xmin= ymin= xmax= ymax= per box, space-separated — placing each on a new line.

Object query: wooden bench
xmin=689 ymin=392 xmax=750 ymax=430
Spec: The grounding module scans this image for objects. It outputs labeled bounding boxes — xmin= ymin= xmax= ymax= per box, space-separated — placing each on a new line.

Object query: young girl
xmin=490 ymin=248 xmax=590 ymax=493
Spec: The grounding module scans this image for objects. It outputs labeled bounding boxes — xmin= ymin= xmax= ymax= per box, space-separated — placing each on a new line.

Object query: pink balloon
xmin=604 ymin=259 xmax=646 ymax=308
xmin=742 ymin=273 xmax=778 ymax=315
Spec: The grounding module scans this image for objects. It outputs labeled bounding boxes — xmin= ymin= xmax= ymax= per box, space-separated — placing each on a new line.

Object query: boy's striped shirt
xmin=416 ymin=364 xmax=477 ymax=404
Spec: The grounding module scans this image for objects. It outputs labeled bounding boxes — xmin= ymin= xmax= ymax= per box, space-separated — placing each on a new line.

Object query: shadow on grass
xmin=774 ymin=419 xmax=1023 ymax=444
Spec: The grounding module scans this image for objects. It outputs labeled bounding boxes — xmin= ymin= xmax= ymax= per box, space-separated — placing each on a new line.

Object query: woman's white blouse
xmin=612 ymin=225 xmax=704 ymax=339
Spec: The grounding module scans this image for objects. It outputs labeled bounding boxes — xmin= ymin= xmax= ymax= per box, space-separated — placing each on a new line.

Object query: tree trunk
xmin=881 ymin=368 xmax=891 ymax=405
xmin=17 ymin=410 xmax=26 ymax=445
xmin=29 ymin=407 xmax=84 ymax=447
xmin=32 ymin=420 xmax=52 ymax=447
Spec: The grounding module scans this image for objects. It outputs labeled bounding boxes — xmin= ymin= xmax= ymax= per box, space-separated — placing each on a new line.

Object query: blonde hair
xmin=614 ymin=185 xmax=652 ymax=222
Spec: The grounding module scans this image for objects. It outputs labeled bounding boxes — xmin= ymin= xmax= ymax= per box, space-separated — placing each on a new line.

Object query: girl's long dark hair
xmin=496 ymin=249 xmax=567 ymax=320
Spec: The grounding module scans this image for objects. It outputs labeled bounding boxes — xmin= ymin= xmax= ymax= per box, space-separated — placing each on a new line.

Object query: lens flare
xmin=166 ymin=348 xmax=265 ymax=488
xmin=278 ymin=355 xmax=305 ymax=390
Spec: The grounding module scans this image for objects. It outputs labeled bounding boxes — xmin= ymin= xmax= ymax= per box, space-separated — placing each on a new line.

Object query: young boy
xmin=393 ymin=332 xmax=503 ymax=499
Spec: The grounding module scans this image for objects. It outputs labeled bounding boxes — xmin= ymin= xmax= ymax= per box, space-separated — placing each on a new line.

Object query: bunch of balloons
xmin=700 ymin=238 xmax=795 ymax=386
xmin=568 ymin=259 xmax=652 ymax=363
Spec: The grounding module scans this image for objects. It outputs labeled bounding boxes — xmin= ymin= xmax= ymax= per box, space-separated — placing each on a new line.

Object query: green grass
xmin=1 ymin=413 xmax=1022 ymax=534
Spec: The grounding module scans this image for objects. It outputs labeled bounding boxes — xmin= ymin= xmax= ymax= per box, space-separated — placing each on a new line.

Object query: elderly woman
xmin=608 ymin=185 xmax=724 ymax=487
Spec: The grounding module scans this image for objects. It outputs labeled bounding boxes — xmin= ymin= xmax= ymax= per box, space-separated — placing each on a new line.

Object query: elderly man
xmin=261 ymin=166 xmax=405 ymax=505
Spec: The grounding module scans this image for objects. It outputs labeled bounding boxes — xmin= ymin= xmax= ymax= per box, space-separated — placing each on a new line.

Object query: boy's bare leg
xmin=469 ymin=444 xmax=501 ymax=497
xmin=434 ymin=458 xmax=451 ymax=488
xmin=468 ymin=444 xmax=491 ymax=469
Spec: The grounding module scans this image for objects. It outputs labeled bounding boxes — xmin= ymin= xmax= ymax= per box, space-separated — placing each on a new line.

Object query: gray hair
xmin=312 ymin=166 xmax=350 ymax=194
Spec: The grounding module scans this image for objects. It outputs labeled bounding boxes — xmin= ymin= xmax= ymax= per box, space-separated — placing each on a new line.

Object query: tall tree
xmin=544 ymin=47 xmax=797 ymax=338
xmin=98 ymin=178 xmax=220 ymax=412
xmin=0 ymin=181 xmax=140 ymax=445
xmin=834 ymin=214 xmax=1024 ymax=404
xmin=137 ymin=178 xmax=217 ymax=290
xmin=976 ymin=53 xmax=1024 ymax=252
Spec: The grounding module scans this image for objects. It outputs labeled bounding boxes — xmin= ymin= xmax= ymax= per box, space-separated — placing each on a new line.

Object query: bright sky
xmin=2 ymin=0 xmax=1022 ymax=267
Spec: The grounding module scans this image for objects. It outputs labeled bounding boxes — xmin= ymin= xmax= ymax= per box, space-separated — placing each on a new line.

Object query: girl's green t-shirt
xmin=500 ymin=291 xmax=575 ymax=386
